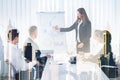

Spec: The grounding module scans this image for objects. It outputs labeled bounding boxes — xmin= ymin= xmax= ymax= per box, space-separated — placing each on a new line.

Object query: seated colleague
xmin=24 ymin=25 xmax=51 ymax=79
xmin=85 ymin=30 xmax=115 ymax=65
xmin=84 ymin=30 xmax=104 ymax=63
xmin=7 ymin=29 xmax=39 ymax=79
xmin=0 ymin=35 xmax=4 ymax=61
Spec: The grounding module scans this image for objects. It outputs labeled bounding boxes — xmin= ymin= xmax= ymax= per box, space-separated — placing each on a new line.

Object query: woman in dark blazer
xmin=54 ymin=8 xmax=91 ymax=53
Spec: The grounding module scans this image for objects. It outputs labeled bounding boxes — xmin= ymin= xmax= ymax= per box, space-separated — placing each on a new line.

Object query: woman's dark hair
xmin=77 ymin=8 xmax=90 ymax=25
xmin=8 ymin=29 xmax=19 ymax=41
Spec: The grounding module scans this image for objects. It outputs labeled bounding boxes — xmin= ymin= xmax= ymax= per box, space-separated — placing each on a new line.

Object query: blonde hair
xmin=95 ymin=30 xmax=104 ymax=39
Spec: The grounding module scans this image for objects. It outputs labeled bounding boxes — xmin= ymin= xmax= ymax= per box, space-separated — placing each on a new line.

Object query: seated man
xmin=24 ymin=25 xmax=51 ymax=79
xmin=7 ymin=29 xmax=39 ymax=80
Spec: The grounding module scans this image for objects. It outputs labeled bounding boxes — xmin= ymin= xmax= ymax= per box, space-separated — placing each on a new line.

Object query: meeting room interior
xmin=0 ymin=0 xmax=120 ymax=80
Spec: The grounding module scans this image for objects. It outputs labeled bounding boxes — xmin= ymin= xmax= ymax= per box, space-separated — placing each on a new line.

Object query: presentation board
xmin=36 ymin=12 xmax=67 ymax=53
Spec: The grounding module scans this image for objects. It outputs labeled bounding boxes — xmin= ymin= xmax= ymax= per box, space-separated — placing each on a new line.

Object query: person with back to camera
xmin=53 ymin=8 xmax=91 ymax=54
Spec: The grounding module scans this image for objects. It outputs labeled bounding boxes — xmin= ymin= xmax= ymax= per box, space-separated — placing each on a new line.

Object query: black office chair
xmin=35 ymin=50 xmax=48 ymax=79
xmin=100 ymin=53 xmax=118 ymax=78
xmin=100 ymin=30 xmax=119 ymax=78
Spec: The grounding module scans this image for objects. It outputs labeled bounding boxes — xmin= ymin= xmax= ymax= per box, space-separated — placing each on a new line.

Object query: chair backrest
xmin=24 ymin=43 xmax=32 ymax=61
xmin=0 ymin=61 xmax=16 ymax=79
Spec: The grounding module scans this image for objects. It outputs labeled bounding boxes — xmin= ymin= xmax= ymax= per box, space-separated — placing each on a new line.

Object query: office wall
xmin=0 ymin=0 xmax=120 ymax=58
xmin=0 ymin=0 xmax=39 ymax=49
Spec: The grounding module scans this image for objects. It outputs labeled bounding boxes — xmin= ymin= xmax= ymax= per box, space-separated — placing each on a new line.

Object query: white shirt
xmin=7 ymin=43 xmax=36 ymax=74
xmin=90 ymin=38 xmax=104 ymax=55
xmin=77 ymin=21 xmax=82 ymax=42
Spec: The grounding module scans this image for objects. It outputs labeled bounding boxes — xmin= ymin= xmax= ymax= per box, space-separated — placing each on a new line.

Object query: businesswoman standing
xmin=54 ymin=8 xmax=91 ymax=54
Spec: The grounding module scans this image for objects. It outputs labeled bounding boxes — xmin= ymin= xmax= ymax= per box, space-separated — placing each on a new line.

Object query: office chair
xmin=0 ymin=60 xmax=37 ymax=80
xmin=100 ymin=30 xmax=118 ymax=78
xmin=0 ymin=61 xmax=16 ymax=80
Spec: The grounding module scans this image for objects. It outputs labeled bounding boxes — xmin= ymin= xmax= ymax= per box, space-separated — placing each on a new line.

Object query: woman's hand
xmin=36 ymin=60 xmax=40 ymax=66
xmin=53 ymin=25 xmax=60 ymax=31
xmin=78 ymin=42 xmax=84 ymax=48
xmin=46 ymin=54 xmax=51 ymax=58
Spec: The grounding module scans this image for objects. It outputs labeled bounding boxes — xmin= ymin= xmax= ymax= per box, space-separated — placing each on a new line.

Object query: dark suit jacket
xmin=60 ymin=21 xmax=91 ymax=52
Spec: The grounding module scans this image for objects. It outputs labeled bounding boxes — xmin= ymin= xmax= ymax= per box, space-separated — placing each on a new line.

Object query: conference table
xmin=41 ymin=54 xmax=110 ymax=80
xmin=0 ymin=53 xmax=110 ymax=80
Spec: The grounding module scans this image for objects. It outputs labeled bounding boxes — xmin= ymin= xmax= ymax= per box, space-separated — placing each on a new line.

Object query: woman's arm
xmin=60 ymin=21 xmax=77 ymax=32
